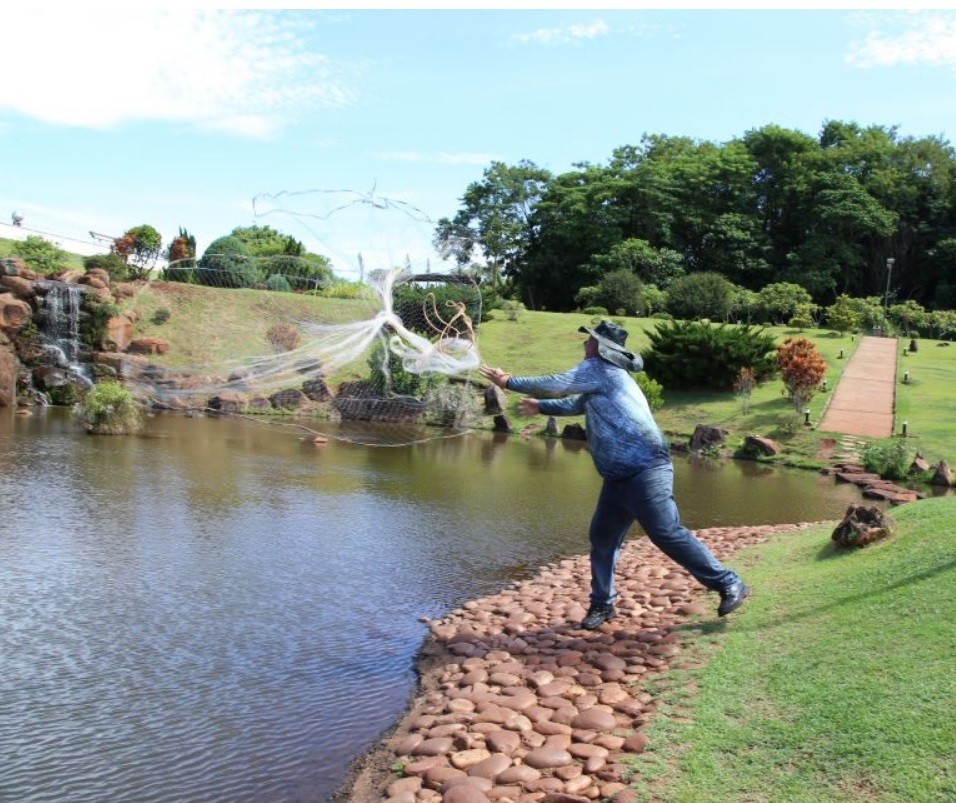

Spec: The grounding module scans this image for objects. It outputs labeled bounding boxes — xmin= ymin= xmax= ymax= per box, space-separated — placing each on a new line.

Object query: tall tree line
xmin=436 ymin=121 xmax=956 ymax=312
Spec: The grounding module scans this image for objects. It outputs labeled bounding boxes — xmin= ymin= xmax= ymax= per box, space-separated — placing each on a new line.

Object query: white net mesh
xmin=117 ymin=189 xmax=485 ymax=446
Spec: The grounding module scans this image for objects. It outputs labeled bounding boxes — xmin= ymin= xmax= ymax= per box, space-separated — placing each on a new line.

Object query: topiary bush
xmin=197 ymin=236 xmax=259 ymax=288
xmin=642 ymin=320 xmax=777 ymax=391
xmin=264 ymin=273 xmax=293 ymax=293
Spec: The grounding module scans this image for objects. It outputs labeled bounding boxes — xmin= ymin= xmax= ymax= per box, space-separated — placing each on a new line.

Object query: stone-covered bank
xmin=341 ymin=522 xmax=817 ymax=803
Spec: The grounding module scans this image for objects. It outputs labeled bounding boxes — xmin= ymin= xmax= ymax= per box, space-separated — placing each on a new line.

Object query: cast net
xmin=117 ymin=188 xmax=485 ymax=446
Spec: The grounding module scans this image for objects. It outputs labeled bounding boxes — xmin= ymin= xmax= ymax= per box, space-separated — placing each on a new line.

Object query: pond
xmin=1 ymin=409 xmax=869 ymax=802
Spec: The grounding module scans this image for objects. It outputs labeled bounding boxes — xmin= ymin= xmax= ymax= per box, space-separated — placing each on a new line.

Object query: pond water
xmin=1 ymin=409 xmax=870 ymax=802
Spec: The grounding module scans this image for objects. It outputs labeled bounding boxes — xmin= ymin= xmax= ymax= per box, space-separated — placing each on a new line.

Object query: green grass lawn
xmin=626 ymin=495 xmax=956 ymax=802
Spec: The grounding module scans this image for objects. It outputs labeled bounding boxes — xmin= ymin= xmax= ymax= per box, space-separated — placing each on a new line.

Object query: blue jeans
xmin=589 ymin=463 xmax=739 ymax=605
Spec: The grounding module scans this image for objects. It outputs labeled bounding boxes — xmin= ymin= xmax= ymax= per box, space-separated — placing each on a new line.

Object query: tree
xmin=776 ymin=337 xmax=827 ymax=411
xmin=165 ymin=227 xmax=197 ymax=282
xmin=112 ymin=224 xmax=163 ymax=280
xmin=756 ymin=282 xmax=813 ymax=324
xmin=641 ymin=284 xmax=668 ymax=317
xmin=231 ymin=224 xmax=304 ymax=257
xmin=435 ymin=160 xmax=552 ymax=294
xmin=888 ymin=299 xmax=929 ymax=336
xmin=825 ymin=294 xmax=861 ymax=332
xmin=590 ymin=238 xmax=685 ymax=288
xmin=666 ymin=272 xmax=736 ymax=321
xmin=788 ymin=303 xmax=818 ymax=330
xmin=13 ymin=235 xmax=70 ymax=275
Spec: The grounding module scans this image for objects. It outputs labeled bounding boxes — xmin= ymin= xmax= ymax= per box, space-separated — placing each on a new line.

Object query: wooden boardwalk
xmin=818 ymin=336 xmax=898 ymax=437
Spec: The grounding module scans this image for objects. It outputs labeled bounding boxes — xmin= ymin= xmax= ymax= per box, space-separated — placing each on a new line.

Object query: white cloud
xmin=378 ymin=151 xmax=500 ymax=165
xmin=0 ymin=9 xmax=351 ymax=136
xmin=510 ymin=19 xmax=611 ymax=47
xmin=847 ymin=12 xmax=956 ymax=70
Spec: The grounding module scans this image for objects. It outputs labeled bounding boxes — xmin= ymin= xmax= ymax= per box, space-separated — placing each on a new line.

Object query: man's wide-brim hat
xmin=579 ymin=320 xmax=644 ymax=372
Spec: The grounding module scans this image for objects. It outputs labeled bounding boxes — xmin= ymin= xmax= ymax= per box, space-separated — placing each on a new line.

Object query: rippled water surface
xmin=1 ymin=409 xmax=868 ymax=802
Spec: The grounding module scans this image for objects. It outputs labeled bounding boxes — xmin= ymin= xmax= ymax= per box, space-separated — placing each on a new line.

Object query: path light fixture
xmin=884 ymin=257 xmax=896 ymax=309
xmin=904 ymin=371 xmax=910 ymax=384
xmin=804 ymin=408 xmax=811 ymax=426
xmin=902 ymin=420 xmax=908 ymax=437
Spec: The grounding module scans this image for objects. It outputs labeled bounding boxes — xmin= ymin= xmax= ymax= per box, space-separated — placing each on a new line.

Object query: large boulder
xmin=0 ymin=274 xmax=35 ymax=298
xmin=269 ymin=388 xmax=306 ymax=410
xmin=0 ymin=293 xmax=32 ymax=333
xmin=128 ymin=338 xmax=169 ymax=355
xmin=103 ymin=315 xmax=134 ymax=351
xmin=0 ymin=345 xmax=16 ymax=407
xmin=302 ymin=377 xmax=331 ymax=402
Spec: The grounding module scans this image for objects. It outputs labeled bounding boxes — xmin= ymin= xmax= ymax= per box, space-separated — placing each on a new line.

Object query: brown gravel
xmin=339 ymin=522 xmax=819 ymax=803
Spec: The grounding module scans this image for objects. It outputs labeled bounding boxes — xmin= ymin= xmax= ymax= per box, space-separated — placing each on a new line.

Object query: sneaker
xmin=717 ymin=582 xmax=751 ymax=617
xmin=580 ymin=602 xmax=616 ymax=630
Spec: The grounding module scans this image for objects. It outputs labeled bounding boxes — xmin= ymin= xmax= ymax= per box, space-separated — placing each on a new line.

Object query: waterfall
xmin=39 ymin=282 xmax=92 ymax=385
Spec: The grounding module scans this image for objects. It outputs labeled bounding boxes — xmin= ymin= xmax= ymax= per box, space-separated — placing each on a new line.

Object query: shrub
xmin=264 ymin=273 xmax=293 ymax=293
xmin=368 ymin=338 xmax=443 ymax=398
xmin=151 ymin=307 xmax=171 ymax=325
xmin=665 ymin=272 xmax=736 ymax=321
xmin=589 ymin=268 xmax=644 ymax=316
xmin=392 ymin=283 xmax=481 ymax=337
xmin=13 ymin=235 xmax=69 ymax=275
xmin=776 ymin=337 xmax=827 ymax=411
xmin=267 ymin=322 xmax=300 ymax=352
xmin=84 ymin=253 xmax=129 ymax=282
xmin=860 ymin=439 xmax=911 ymax=480
xmin=642 ymin=320 xmax=777 ymax=391
xmin=636 ymin=372 xmax=664 ymax=411
xmin=582 ymin=306 xmax=609 ymax=317
xmin=74 ymin=381 xmax=142 ymax=435
xmin=500 ymin=299 xmax=525 ymax=322
xmin=733 ymin=366 xmax=756 ymax=413
xmin=197 ymin=236 xmax=258 ymax=288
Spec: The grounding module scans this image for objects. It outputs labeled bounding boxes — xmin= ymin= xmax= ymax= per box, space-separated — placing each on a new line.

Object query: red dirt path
xmin=818 ymin=336 xmax=898 ymax=438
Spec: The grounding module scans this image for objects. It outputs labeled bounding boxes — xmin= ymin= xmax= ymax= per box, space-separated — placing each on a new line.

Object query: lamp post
xmin=884 ymin=257 xmax=896 ymax=310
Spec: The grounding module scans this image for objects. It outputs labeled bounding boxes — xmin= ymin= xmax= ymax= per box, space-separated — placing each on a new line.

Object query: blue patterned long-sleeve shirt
xmin=506 ymin=358 xmax=670 ymax=481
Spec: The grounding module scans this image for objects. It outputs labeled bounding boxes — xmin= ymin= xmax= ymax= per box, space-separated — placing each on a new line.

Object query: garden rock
xmin=689 ymin=424 xmax=727 ymax=453
xmin=909 ymin=452 xmax=931 ymax=474
xmin=831 ymin=504 xmax=895 ymax=548
xmin=743 ymin=434 xmax=779 ymax=456
xmin=561 ymin=423 xmax=587 ymax=441
xmin=931 ymin=460 xmax=954 ymax=487
xmin=483 ymin=384 xmax=507 ymax=415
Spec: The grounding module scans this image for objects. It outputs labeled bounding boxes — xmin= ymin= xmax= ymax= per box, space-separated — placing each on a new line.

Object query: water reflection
xmin=0 ymin=409 xmax=878 ymax=802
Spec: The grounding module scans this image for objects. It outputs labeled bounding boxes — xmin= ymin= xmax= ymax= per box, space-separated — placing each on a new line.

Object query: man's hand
xmin=479 ymin=365 xmax=511 ymax=389
xmin=517 ymin=398 xmax=540 ymax=416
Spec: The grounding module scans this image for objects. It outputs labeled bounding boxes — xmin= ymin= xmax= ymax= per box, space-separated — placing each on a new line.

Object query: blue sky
xmin=2 ymin=6 xmax=956 ymax=279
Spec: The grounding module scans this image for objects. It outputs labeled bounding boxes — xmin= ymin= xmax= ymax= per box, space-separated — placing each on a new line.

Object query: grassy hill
xmin=627 ymin=495 xmax=956 ymax=802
